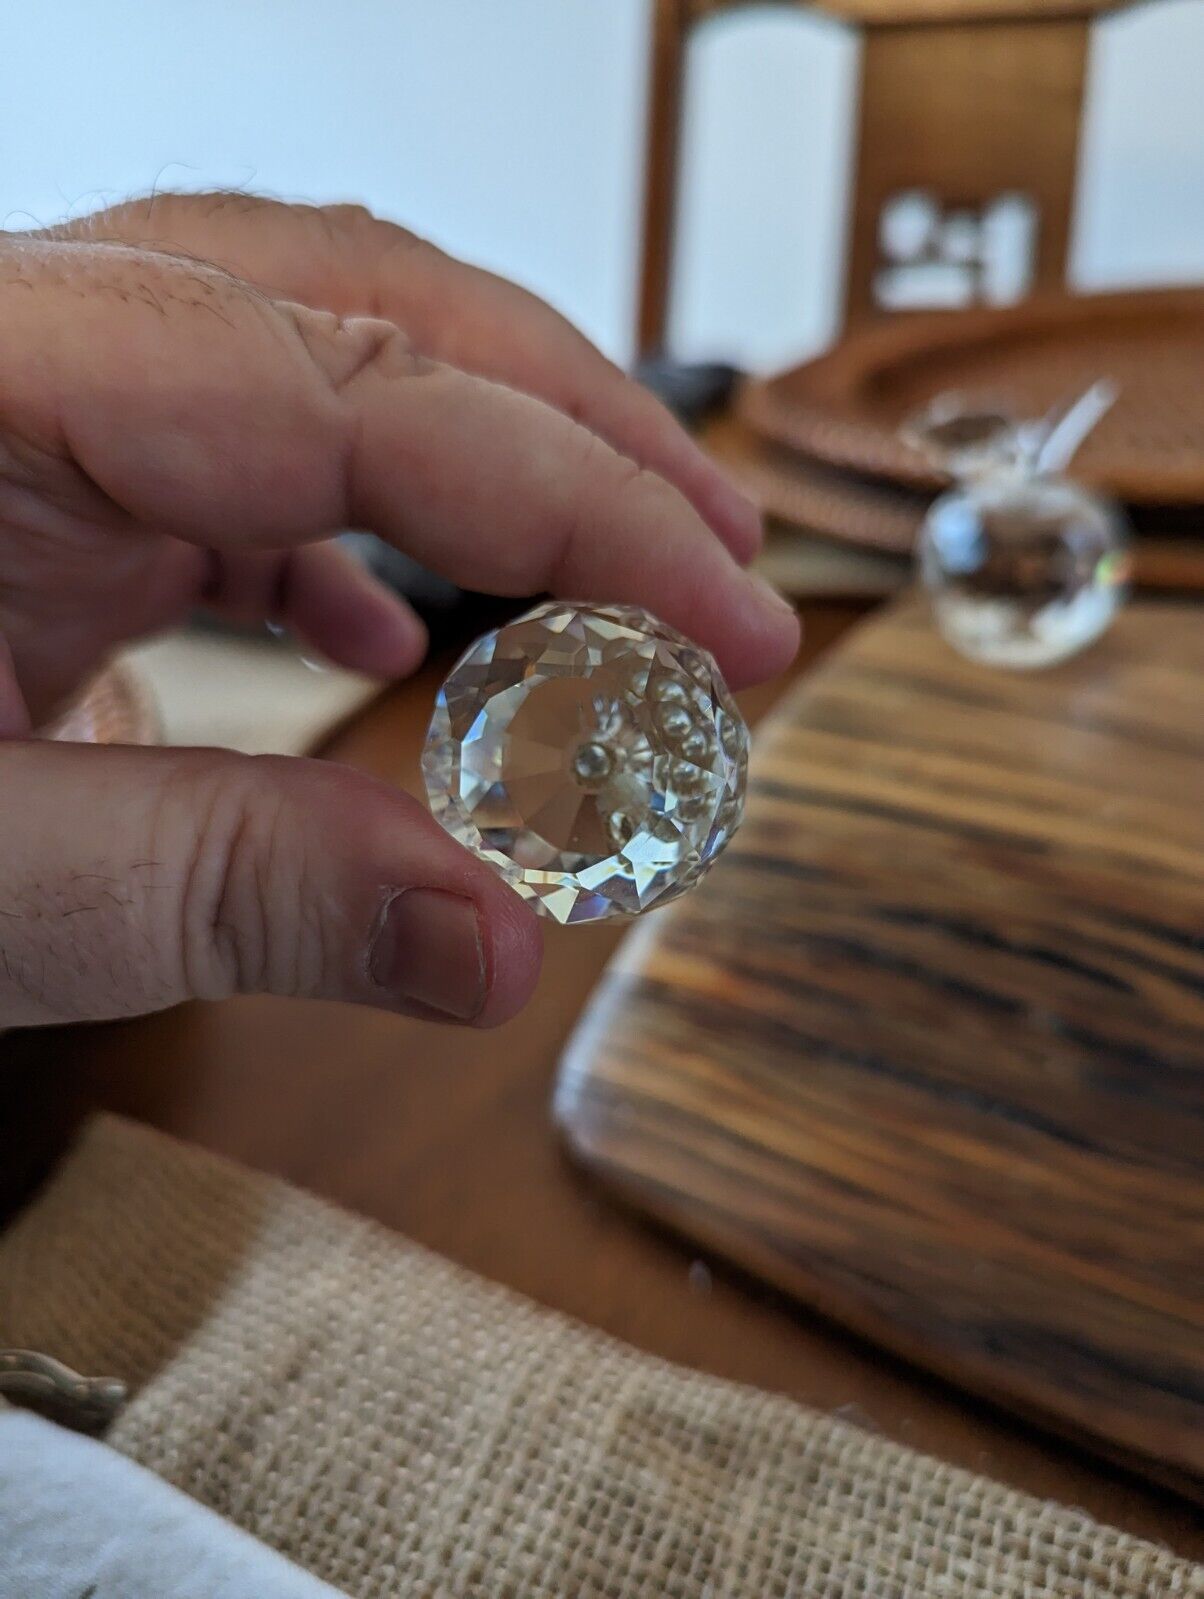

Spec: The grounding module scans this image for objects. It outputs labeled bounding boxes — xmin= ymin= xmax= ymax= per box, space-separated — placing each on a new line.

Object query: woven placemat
xmin=705 ymin=414 xmax=1204 ymax=595
xmin=1 ymin=1116 xmax=1199 ymax=1599
xmin=738 ymin=289 xmax=1204 ymax=504
xmin=704 ymin=415 xmax=925 ymax=554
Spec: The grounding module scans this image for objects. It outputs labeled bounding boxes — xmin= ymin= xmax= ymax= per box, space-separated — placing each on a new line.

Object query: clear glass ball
xmin=422 ymin=602 xmax=749 ymax=925
xmin=918 ymin=474 xmax=1131 ymax=669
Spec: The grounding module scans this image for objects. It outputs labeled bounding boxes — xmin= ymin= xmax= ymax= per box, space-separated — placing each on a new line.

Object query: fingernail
xmin=370 ymin=888 xmax=486 ymax=1019
xmin=745 ymin=569 xmax=796 ymax=619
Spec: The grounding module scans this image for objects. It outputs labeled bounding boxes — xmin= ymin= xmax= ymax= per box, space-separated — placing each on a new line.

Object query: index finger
xmin=4 ymin=240 xmax=797 ymax=688
xmin=341 ymin=344 xmax=799 ymax=690
xmin=43 ymin=194 xmax=764 ymax=562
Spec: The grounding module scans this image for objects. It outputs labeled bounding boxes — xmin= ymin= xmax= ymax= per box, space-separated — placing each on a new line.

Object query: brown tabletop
xmin=3 ymin=596 xmax=1200 ymax=1560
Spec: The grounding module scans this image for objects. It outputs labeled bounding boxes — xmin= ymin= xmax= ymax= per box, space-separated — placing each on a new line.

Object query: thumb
xmin=0 ymin=742 xmax=541 ymax=1029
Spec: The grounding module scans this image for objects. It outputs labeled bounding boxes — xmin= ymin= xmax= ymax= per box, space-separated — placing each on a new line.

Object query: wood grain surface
xmin=689 ymin=0 xmax=1130 ymax=20
xmin=636 ymin=0 xmax=689 ymax=356
xmin=557 ymin=597 xmax=1204 ymax=1492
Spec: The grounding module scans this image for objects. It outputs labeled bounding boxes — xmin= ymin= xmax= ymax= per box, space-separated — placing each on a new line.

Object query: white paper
xmin=0 ymin=1409 xmax=348 ymax=1599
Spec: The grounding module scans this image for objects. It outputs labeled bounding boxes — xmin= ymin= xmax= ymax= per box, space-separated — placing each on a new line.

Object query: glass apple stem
xmin=1034 ymin=379 xmax=1119 ymax=474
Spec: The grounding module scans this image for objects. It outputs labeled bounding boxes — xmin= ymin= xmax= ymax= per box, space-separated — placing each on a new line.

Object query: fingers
xmin=283 ymin=543 xmax=429 ymax=677
xmin=0 ymin=740 xmax=541 ymax=1029
xmin=0 ymin=241 xmax=796 ymax=688
xmin=202 ymin=543 xmax=428 ymax=677
xmin=339 ymin=356 xmax=800 ymax=689
xmin=45 ymin=194 xmax=763 ymax=561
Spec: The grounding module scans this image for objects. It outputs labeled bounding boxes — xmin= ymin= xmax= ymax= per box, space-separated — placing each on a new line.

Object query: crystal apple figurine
xmin=422 ymin=602 xmax=749 ymax=924
xmin=908 ymin=383 xmax=1131 ymax=669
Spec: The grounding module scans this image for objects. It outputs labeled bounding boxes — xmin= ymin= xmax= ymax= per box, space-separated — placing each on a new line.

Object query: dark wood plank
xmin=691 ymin=1 xmax=1128 ymax=19
xmin=845 ymin=18 xmax=1088 ymax=322
xmin=636 ymin=0 xmax=690 ymax=356
xmin=557 ymin=597 xmax=1204 ymax=1492
xmin=3 ymin=597 xmax=1202 ymax=1556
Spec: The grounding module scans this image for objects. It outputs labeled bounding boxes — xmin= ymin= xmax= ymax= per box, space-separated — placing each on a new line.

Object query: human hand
xmin=0 ymin=194 xmax=798 ymax=1030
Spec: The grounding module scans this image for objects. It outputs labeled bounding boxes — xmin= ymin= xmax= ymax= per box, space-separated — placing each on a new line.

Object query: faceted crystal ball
xmin=422 ymin=602 xmax=750 ymax=924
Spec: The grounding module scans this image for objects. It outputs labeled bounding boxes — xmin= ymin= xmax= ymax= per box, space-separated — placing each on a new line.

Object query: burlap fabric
xmin=0 ymin=1116 xmax=1198 ymax=1598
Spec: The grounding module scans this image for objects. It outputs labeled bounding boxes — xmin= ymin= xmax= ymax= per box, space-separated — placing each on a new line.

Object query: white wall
xmin=3 ymin=0 xmax=1202 ymax=372
xmin=2 ymin=0 xmax=649 ymax=357
xmin=1074 ymin=0 xmax=1204 ymax=292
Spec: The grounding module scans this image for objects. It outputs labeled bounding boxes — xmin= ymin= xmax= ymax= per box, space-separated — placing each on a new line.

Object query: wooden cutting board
xmin=555 ymin=597 xmax=1204 ymax=1493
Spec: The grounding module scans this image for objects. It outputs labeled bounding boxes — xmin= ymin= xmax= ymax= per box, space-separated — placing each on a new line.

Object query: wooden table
xmin=3 ymin=596 xmax=1200 ymax=1560
xmin=558 ymin=597 xmax=1204 ymax=1496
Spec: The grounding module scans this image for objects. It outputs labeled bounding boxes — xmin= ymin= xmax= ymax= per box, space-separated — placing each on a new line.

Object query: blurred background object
xmin=909 ymin=382 xmax=1131 ymax=666
xmin=3 ymin=0 xmax=1202 ymax=375
xmin=635 ymin=0 xmax=1204 ymax=367
xmin=628 ymin=0 xmax=1204 ymax=602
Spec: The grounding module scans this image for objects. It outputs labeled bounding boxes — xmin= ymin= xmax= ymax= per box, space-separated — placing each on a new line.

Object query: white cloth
xmin=0 ymin=1409 xmax=348 ymax=1599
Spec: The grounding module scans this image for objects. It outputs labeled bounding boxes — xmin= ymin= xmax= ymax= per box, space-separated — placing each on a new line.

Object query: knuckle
xmin=555 ymin=433 xmax=695 ymax=595
xmin=554 ymin=429 xmax=662 ymax=562
xmin=610 ymin=452 xmax=654 ymax=496
xmin=317 ymin=205 xmax=440 ymax=289
xmin=172 ymin=756 xmax=322 ymax=1001
xmin=610 ymin=451 xmax=677 ymax=518
xmin=569 ymin=422 xmax=627 ymax=488
xmin=373 ymin=217 xmax=438 ymax=269
xmin=288 ymin=303 xmax=430 ymax=395
xmin=317 ymin=201 xmax=378 ymax=235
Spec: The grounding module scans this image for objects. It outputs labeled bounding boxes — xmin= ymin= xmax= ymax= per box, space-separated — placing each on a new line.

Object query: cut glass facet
xmin=422 ymin=602 xmax=749 ymax=924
